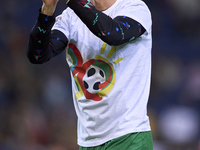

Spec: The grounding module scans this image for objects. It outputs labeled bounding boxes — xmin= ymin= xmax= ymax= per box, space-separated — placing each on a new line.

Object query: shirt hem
xmin=77 ymin=127 xmax=151 ymax=147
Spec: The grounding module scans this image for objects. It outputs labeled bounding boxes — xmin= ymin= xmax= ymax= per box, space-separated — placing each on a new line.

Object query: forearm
xmin=27 ymin=10 xmax=68 ymax=64
xmin=67 ymin=0 xmax=145 ymax=46
xmin=27 ymin=11 xmax=55 ymax=64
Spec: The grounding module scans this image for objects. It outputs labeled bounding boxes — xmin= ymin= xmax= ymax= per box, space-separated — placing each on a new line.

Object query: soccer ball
xmin=83 ymin=65 xmax=106 ymax=94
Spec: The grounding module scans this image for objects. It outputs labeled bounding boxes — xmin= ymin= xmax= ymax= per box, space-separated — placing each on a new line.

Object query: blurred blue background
xmin=0 ymin=0 xmax=200 ymax=149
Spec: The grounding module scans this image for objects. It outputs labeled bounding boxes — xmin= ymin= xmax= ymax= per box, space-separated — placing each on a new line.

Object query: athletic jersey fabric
xmin=52 ymin=0 xmax=152 ymax=147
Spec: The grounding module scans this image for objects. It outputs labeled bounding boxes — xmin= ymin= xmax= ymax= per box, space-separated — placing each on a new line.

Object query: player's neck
xmin=91 ymin=0 xmax=117 ymax=11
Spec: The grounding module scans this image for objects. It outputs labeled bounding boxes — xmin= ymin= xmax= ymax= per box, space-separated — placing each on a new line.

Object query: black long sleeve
xmin=27 ymin=11 xmax=68 ymax=64
xmin=27 ymin=2 xmax=146 ymax=64
xmin=67 ymin=0 xmax=146 ymax=46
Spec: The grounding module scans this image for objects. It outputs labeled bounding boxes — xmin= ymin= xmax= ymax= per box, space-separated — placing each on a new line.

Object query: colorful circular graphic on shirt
xmin=67 ymin=43 xmax=117 ymax=101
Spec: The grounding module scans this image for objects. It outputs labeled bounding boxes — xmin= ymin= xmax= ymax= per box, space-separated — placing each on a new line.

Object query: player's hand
xmin=41 ymin=0 xmax=59 ymax=16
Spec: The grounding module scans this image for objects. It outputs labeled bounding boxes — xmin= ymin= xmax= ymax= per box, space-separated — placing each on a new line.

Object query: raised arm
xmin=27 ymin=0 xmax=68 ymax=64
xmin=67 ymin=0 xmax=146 ymax=46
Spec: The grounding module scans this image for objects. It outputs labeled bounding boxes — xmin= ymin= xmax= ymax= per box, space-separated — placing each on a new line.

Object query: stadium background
xmin=0 ymin=0 xmax=200 ymax=149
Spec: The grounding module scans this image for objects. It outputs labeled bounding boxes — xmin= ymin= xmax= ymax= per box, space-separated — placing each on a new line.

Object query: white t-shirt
xmin=52 ymin=0 xmax=152 ymax=147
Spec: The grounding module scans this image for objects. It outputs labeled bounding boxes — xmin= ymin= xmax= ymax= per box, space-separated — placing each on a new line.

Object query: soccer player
xmin=27 ymin=0 xmax=153 ymax=149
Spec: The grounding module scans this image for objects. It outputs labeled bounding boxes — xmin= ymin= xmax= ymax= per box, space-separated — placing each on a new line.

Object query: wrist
xmin=41 ymin=4 xmax=56 ymax=16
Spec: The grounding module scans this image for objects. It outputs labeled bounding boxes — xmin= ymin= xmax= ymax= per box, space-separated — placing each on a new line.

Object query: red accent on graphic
xmin=97 ymin=60 xmax=113 ymax=89
xmin=68 ymin=43 xmax=83 ymax=76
